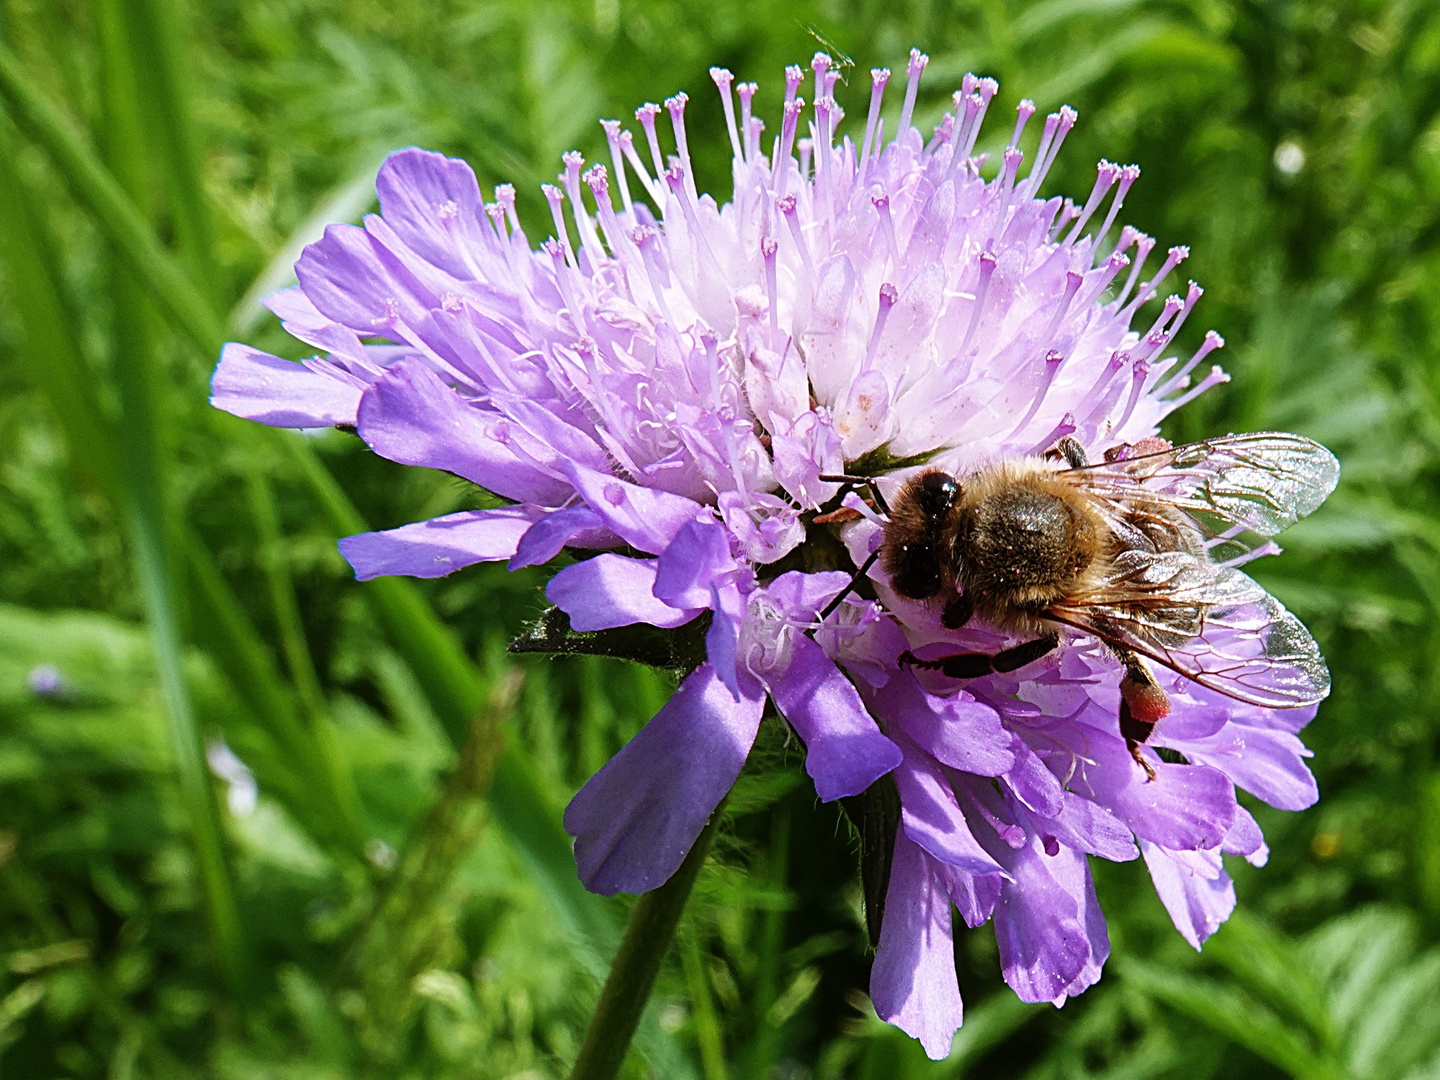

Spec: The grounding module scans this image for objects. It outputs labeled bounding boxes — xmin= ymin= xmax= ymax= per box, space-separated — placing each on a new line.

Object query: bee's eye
xmin=892 ymin=543 xmax=942 ymax=599
xmin=915 ymin=472 xmax=960 ymax=519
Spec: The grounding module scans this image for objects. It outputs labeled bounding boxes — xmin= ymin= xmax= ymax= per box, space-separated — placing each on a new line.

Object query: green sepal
xmin=845 ymin=443 xmax=946 ymax=477
xmin=840 ymin=772 xmax=902 ymax=949
xmin=509 ymin=605 xmax=712 ymax=673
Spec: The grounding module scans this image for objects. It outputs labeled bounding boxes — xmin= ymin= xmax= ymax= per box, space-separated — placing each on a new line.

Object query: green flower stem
xmin=570 ymin=806 xmax=725 ymax=1080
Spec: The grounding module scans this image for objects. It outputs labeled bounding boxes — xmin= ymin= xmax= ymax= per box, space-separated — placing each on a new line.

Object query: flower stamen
xmin=959 ymin=250 xmax=999 ymax=356
xmin=739 ymin=83 xmax=759 ymax=162
xmin=665 ymin=93 xmax=697 ymax=203
xmin=897 ymin=48 xmax=929 ymax=133
xmin=1122 ymin=245 xmax=1190 ymax=318
xmin=1111 ymin=357 xmax=1152 ymax=434
xmin=635 ymin=103 xmax=667 ymax=186
xmin=1163 ymin=364 xmax=1231 ymax=413
xmin=860 ymin=68 xmax=891 ymax=182
xmin=601 ymin=121 xmax=634 ymax=214
xmin=1024 ymin=105 xmax=1078 ymax=198
xmin=775 ymin=98 xmax=804 ymax=196
xmin=1064 ymin=160 xmax=1123 ymax=245
xmin=1010 ymin=98 xmax=1036 ymax=149
xmin=1028 ymin=411 xmax=1078 ymax=455
xmin=710 ymin=67 xmax=743 ymax=162
xmin=864 ymin=283 xmax=899 ymax=370
xmin=617 ymin=129 xmax=663 ymax=206
xmin=542 ymin=184 xmax=576 ymax=268
xmin=1156 ymin=330 xmax=1225 ymax=396
xmin=562 ymin=152 xmax=607 ymax=265
xmin=871 ymin=189 xmax=902 ymax=271
xmin=1009 ymin=350 xmax=1066 ymax=437
xmin=1114 ymin=232 xmax=1157 ymax=307
xmin=1094 ymin=163 xmax=1140 ymax=248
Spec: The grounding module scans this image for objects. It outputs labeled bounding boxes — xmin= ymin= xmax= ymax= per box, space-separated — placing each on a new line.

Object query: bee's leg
xmin=1055 ymin=436 xmax=1088 ymax=469
xmin=899 ymin=634 xmax=1058 ymax=678
xmin=941 ymin=592 xmax=973 ymax=630
xmin=1121 ymin=703 xmax=1158 ymax=783
xmin=1117 ymin=651 xmax=1170 ymax=782
xmin=817 ymin=474 xmax=892 ymax=517
xmin=1044 ymin=436 xmax=1089 ymax=469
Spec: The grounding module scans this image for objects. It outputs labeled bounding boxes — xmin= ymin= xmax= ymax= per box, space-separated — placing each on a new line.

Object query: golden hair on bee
xmin=881 ymin=458 xmax=1108 ymax=635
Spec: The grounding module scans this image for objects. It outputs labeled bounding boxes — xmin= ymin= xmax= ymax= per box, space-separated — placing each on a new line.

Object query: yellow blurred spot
xmin=1312 ymin=832 xmax=1342 ymax=859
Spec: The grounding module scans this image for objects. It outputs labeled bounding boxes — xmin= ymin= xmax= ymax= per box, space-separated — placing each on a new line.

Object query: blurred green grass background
xmin=0 ymin=0 xmax=1438 ymax=1076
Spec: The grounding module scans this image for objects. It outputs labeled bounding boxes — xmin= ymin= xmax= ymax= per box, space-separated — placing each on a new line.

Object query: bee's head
xmin=914 ymin=470 xmax=961 ymax=524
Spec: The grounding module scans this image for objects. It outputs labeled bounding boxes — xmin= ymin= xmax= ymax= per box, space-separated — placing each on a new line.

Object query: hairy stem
xmin=569 ymin=806 xmax=725 ymax=1080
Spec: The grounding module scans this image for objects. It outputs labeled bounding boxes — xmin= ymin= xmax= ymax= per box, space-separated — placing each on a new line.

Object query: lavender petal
xmin=357 ymin=360 xmax=571 ymax=504
xmin=339 ymin=506 xmax=542 ymax=581
xmin=563 ymin=663 xmax=765 ymax=895
xmin=211 ymin=344 xmax=364 ymax=428
xmin=871 ymin=828 xmax=964 ymax=1061
xmin=769 ymin=635 xmax=902 ymax=802
xmin=546 ymin=555 xmax=699 ymax=631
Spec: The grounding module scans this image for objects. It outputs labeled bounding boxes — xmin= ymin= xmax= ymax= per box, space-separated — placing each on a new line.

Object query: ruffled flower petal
xmin=565 ymin=463 xmax=706 ymax=556
xmin=1165 ymin=716 xmax=1319 ymax=812
xmin=508 ymin=505 xmax=614 ymax=570
xmin=546 ymin=555 xmax=699 ymax=631
xmin=1141 ymin=840 xmax=1236 ymax=949
xmin=357 ymin=360 xmax=570 ymax=504
xmin=296 ymin=222 xmax=439 ymax=335
xmin=768 ymin=635 xmax=901 ymax=802
xmin=894 ymin=733 xmax=1005 ymax=875
xmin=338 ymin=506 xmax=543 ymax=580
xmin=871 ymin=829 xmax=964 ymax=1061
xmin=993 ymin=836 xmax=1109 ymax=1004
xmin=1222 ymin=805 xmax=1270 ymax=867
xmin=653 ymin=520 xmax=736 ymax=610
xmin=869 ymin=671 xmax=1015 ymax=777
xmin=1055 ymin=724 xmax=1237 ymax=851
xmin=211 ymin=344 xmax=364 ymax=428
xmin=563 ymin=663 xmax=765 ymax=895
xmin=372 ymin=148 xmax=491 ymax=281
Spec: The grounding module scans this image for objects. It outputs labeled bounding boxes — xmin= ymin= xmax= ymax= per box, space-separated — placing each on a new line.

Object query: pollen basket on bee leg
xmin=1120 ymin=675 xmax=1170 ymax=727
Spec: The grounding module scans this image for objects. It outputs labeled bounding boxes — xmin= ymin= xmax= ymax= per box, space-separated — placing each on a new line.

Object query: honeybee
xmin=824 ymin=432 xmax=1338 ymax=777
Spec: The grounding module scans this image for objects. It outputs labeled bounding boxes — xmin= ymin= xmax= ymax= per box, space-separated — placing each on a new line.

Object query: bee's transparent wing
xmin=1070 ymin=433 xmax=1339 ymax=559
xmin=1047 ymin=549 xmax=1331 ymax=708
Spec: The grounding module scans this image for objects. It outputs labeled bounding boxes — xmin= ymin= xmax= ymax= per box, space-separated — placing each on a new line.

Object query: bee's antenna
xmin=815 ymin=548 xmax=883 ymax=627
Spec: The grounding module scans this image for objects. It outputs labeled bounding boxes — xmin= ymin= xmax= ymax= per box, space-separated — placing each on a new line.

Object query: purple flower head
xmin=27 ymin=664 xmax=65 ymax=699
xmin=212 ymin=49 xmax=1336 ymax=1058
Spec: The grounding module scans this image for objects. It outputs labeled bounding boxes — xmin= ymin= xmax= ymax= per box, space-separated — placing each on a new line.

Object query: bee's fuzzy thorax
xmin=952 ymin=459 xmax=1107 ymax=613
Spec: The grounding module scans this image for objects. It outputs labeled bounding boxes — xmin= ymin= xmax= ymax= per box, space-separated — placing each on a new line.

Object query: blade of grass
xmin=243 ymin=470 xmax=365 ymax=840
xmin=95 ymin=0 xmax=248 ymax=993
xmin=749 ymin=805 xmax=790 ymax=1076
xmin=185 ymin=532 xmax=368 ymax=858
xmin=0 ymin=40 xmax=224 ymax=358
xmin=0 ymin=108 xmax=361 ymax=865
xmin=682 ymin=930 xmax=727 ymax=1080
xmin=1120 ymin=960 xmax=1344 ymax=1080
xmin=1201 ymin=910 xmax=1337 ymax=1052
xmin=934 ymin=994 xmax=1039 ymax=1077
xmin=352 ymin=671 xmax=521 ymax=1062
xmin=101 ymin=1 xmax=370 ymax=861
xmin=0 ymin=114 xmax=120 ymax=500
xmin=0 ymin=36 xmax=637 ymax=1015
xmin=113 ymin=0 xmax=217 ymax=308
